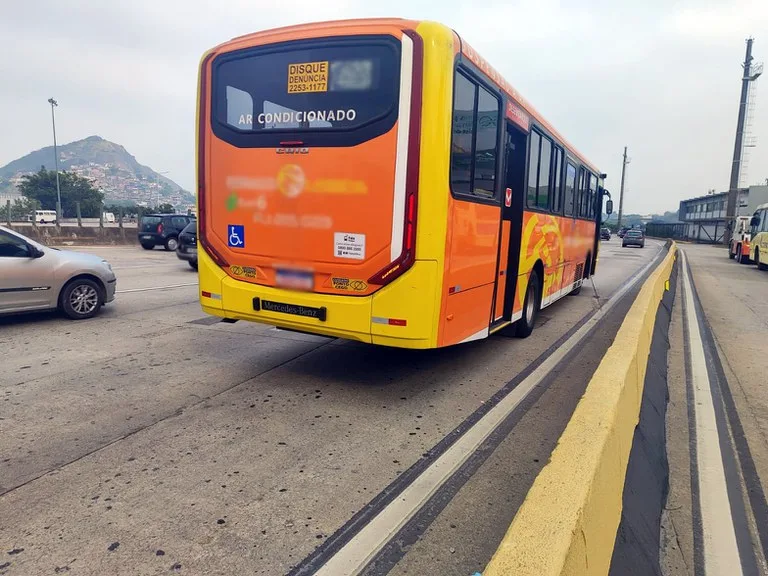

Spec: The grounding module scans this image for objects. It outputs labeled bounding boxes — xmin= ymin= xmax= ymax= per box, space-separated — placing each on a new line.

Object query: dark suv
xmin=138 ymin=214 xmax=195 ymax=251
xmin=176 ymin=221 xmax=198 ymax=269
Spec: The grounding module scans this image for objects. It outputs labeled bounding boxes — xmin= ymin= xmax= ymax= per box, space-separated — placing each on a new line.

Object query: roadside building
xmin=678 ymin=185 xmax=768 ymax=243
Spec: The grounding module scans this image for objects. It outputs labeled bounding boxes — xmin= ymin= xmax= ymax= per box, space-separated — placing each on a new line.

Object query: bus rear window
xmin=212 ymin=37 xmax=400 ymax=136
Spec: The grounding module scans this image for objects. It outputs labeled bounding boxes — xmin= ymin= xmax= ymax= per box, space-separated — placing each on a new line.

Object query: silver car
xmin=0 ymin=225 xmax=116 ymax=319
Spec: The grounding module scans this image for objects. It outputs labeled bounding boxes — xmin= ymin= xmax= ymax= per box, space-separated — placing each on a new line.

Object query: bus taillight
xmin=197 ymin=51 xmax=229 ymax=270
xmin=368 ymin=30 xmax=423 ymax=287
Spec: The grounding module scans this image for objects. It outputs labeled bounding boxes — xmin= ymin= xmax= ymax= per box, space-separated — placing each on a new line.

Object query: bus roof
xmin=217 ymin=17 xmax=601 ymax=176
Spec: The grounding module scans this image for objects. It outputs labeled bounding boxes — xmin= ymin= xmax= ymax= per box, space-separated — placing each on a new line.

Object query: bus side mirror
xmin=605 ymin=199 xmax=614 ymax=215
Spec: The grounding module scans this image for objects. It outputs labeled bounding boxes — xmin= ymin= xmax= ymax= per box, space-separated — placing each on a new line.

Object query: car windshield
xmin=627 ymin=230 xmax=642 ymax=236
xmin=182 ymin=222 xmax=196 ymax=233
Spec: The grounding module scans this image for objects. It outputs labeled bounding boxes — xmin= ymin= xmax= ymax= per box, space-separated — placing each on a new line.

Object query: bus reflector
xmin=201 ymin=291 xmax=222 ymax=300
xmin=372 ymin=317 xmax=407 ymax=326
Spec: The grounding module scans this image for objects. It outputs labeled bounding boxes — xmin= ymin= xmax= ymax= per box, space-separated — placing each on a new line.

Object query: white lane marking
xmin=680 ymin=249 xmax=743 ymax=575
xmin=314 ymin=243 xmax=666 ymax=575
xmin=116 ymin=283 xmax=197 ymax=294
xmin=389 ymin=34 xmax=413 ymax=260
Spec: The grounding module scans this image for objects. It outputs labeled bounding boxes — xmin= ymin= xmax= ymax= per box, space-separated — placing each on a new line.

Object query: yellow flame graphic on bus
xmin=277 ymin=164 xmax=306 ymax=198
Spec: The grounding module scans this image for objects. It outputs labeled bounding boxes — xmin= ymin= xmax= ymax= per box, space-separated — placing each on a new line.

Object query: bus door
xmin=493 ymin=120 xmax=527 ymax=325
xmin=561 ymin=160 xmax=579 ymax=292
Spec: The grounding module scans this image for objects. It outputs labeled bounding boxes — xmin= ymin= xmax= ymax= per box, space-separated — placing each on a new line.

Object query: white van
xmin=31 ymin=210 xmax=58 ymax=224
xmin=103 ymin=212 xmax=116 ymax=223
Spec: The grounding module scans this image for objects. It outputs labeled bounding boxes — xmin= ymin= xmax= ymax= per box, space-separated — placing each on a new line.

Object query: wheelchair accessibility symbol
xmin=228 ymin=224 xmax=245 ymax=249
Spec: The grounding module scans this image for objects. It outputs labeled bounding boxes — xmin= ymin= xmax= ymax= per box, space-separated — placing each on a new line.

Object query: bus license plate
xmin=275 ymin=269 xmax=314 ymax=291
xmin=261 ymin=300 xmax=326 ymax=321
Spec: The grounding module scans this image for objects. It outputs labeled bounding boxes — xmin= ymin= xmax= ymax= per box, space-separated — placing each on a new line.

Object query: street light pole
xmin=48 ymin=98 xmax=62 ymax=223
xmin=617 ymin=146 xmax=630 ymax=230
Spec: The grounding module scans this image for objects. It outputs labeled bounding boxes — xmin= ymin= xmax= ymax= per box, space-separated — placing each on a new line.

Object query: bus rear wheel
xmin=757 ymin=249 xmax=768 ymax=271
xmin=516 ymin=270 xmax=541 ymax=338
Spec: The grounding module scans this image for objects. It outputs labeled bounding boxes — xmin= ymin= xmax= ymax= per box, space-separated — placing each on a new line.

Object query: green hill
xmin=0 ymin=136 xmax=193 ymax=207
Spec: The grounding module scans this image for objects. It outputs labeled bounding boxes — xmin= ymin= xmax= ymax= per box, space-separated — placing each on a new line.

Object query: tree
xmin=18 ymin=167 xmax=104 ymax=218
xmin=156 ymin=203 xmax=175 ymax=214
xmin=8 ymin=197 xmax=41 ymax=221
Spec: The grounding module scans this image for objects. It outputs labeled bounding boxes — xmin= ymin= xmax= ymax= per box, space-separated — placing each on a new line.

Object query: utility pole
xmin=48 ymin=98 xmax=62 ymax=224
xmin=725 ymin=38 xmax=762 ymax=244
xmin=617 ymin=146 xmax=629 ymax=230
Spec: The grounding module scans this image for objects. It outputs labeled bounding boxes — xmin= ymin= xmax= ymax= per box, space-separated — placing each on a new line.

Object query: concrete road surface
xmin=0 ymin=239 xmax=663 ymax=576
xmin=663 ymin=244 xmax=768 ymax=576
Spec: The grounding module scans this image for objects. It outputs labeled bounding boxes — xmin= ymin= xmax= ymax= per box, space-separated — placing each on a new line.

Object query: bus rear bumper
xmin=200 ymin=258 xmax=440 ymax=349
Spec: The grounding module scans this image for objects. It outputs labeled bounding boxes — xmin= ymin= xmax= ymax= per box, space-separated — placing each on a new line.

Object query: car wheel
xmin=165 ymin=236 xmax=179 ymax=251
xmin=60 ymin=278 xmax=103 ymax=320
xmin=515 ymin=269 xmax=541 ymax=338
xmin=189 ymin=259 xmax=198 ymax=270
xmin=738 ymin=249 xmax=751 ymax=265
xmin=141 ymin=243 xmax=154 ymax=250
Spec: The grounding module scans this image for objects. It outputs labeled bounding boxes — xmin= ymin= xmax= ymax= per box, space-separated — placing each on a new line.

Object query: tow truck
xmin=728 ymin=215 xmax=752 ymax=264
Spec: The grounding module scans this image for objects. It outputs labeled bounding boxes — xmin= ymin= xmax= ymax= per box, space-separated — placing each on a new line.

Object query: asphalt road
xmin=0 ymin=238 xmax=663 ymax=576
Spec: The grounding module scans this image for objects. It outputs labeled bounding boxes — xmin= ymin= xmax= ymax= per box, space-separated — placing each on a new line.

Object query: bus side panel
xmin=560 ymin=219 xmax=596 ymax=293
xmin=411 ymin=22 xmax=473 ymax=348
xmin=516 ymin=211 xmax=565 ymax=308
xmin=439 ymin=200 xmax=500 ymax=346
xmin=442 ymin=283 xmax=496 ymax=345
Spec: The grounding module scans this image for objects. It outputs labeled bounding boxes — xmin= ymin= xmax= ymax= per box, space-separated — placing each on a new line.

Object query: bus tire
xmin=515 ymin=270 xmax=541 ymax=338
xmin=757 ymin=249 xmax=768 ymax=271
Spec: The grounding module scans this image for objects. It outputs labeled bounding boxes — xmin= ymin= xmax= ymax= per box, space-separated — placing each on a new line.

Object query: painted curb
xmin=482 ymin=242 xmax=678 ymax=576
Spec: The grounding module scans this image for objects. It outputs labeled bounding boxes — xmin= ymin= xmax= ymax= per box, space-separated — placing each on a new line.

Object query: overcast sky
xmin=1 ymin=0 xmax=767 ymax=214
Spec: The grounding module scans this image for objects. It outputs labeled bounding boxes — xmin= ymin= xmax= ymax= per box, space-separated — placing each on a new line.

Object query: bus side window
xmin=536 ymin=134 xmax=552 ymax=210
xmin=564 ymin=162 xmax=576 ymax=216
xmin=577 ymin=168 xmax=586 ymax=218
xmin=527 ymin=131 xmax=541 ymax=208
xmin=450 ymin=72 xmax=477 ymax=197
xmin=551 ymin=147 xmax=563 ymax=214
xmin=473 ymin=86 xmax=499 ymax=198
xmin=588 ymin=171 xmax=597 ymax=218
xmin=450 ymin=71 xmax=500 ymax=200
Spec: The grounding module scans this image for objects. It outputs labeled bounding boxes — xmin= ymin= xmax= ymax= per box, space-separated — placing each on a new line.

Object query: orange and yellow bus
xmin=196 ymin=18 xmax=613 ymax=349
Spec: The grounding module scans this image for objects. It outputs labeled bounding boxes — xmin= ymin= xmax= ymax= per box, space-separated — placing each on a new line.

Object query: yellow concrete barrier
xmin=483 ymin=243 xmax=678 ymax=576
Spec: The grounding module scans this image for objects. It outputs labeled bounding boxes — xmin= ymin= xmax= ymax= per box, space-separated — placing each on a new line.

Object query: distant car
xmin=138 ymin=214 xmax=195 ymax=251
xmin=617 ymin=227 xmax=629 ymax=238
xmin=601 ymin=227 xmax=611 ymax=240
xmin=176 ymin=221 xmax=198 ymax=269
xmin=0 ymin=225 xmax=116 ymax=319
xmin=30 ymin=210 xmax=58 ymax=224
xmin=622 ymin=229 xmax=645 ymax=248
